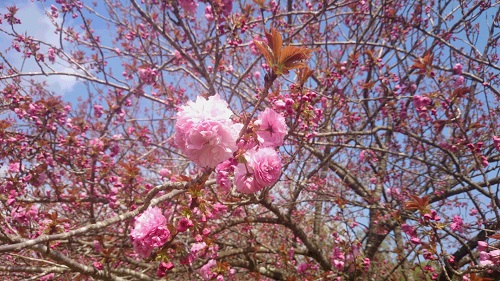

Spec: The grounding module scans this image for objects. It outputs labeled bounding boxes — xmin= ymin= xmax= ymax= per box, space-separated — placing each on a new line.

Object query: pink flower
xmin=478 ymin=241 xmax=488 ymax=252
xmin=450 ymin=215 xmax=464 ymax=233
xmin=11 ymin=204 xmax=38 ymax=225
xmin=175 ymin=95 xmax=242 ymax=168
xmin=130 ymin=207 xmax=170 ymax=258
xmin=234 ymin=148 xmax=282 ymax=193
xmin=252 ymin=147 xmax=282 ymax=187
xmin=216 ymin=159 xmax=235 ymax=192
xmin=297 ymin=263 xmax=310 ymax=273
xmin=199 ymin=259 xmax=217 ymax=280
xmin=453 ymin=63 xmax=463 ymax=75
xmin=177 ymin=217 xmax=194 ymax=232
xmin=220 ymin=0 xmax=233 ymax=16
xmin=191 ymin=242 xmax=207 ymax=254
xmin=157 ymin=261 xmax=174 ymax=277
xmin=47 ymin=48 xmax=56 ymax=63
xmin=178 ymin=0 xmax=198 ymax=15
xmin=8 ymin=162 xmax=20 ymax=173
xmin=40 ymin=273 xmax=55 ymax=281
xmin=253 ymin=71 xmax=261 ymax=80
xmin=363 ymin=258 xmax=371 ymax=271
xmin=93 ymin=262 xmax=103 ymax=270
xmin=480 ymin=251 xmax=493 ymax=266
xmin=234 ymin=162 xmax=260 ymax=194
xmin=410 ymin=237 xmax=421 ymax=245
xmin=204 ymin=6 xmax=214 ymax=22
xmin=255 ymin=108 xmax=288 ymax=147
xmin=159 ymin=168 xmax=171 ymax=178
xmin=413 ymin=95 xmax=431 ymax=110
xmin=493 ymin=136 xmax=500 ymax=152
xmin=453 ymin=75 xmax=464 ymax=87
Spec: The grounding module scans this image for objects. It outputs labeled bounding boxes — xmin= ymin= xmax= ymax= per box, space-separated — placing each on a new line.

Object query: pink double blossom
xmin=175 ymin=94 xmax=242 ymax=168
xmin=255 ymin=108 xmax=288 ymax=147
xmin=253 ymin=147 xmax=282 ymax=187
xmin=234 ymin=148 xmax=282 ymax=194
xmin=130 ymin=207 xmax=170 ymax=258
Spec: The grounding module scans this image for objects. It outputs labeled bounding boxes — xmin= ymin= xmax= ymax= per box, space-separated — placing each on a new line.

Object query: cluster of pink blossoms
xmin=175 ymin=94 xmax=287 ymax=194
xmin=130 ymin=207 xmax=170 ymax=258
xmin=478 ymin=241 xmax=500 ymax=267
xmin=130 ymin=96 xmax=288 ymax=263
xmin=223 ymin=108 xmax=287 ymax=194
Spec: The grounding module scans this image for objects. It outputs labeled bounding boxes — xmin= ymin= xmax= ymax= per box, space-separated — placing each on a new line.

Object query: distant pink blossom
xmin=159 ymin=168 xmax=171 ymax=178
xmin=11 ymin=205 xmax=38 ymax=225
xmin=479 ymin=250 xmax=500 ymax=267
xmin=296 ymin=263 xmax=310 ymax=273
xmin=178 ymin=0 xmax=198 ymax=14
xmin=175 ymin=94 xmax=242 ymax=168
xmin=493 ymin=136 xmax=500 ymax=152
xmin=255 ymin=108 xmax=288 ymax=147
xmin=8 ymin=162 xmax=20 ymax=173
xmin=138 ymin=67 xmax=158 ymax=84
xmin=177 ymin=217 xmax=194 ymax=232
xmin=453 ymin=75 xmax=464 ymax=87
xmin=130 ymin=207 xmax=170 ymax=258
xmin=450 ymin=215 xmax=464 ymax=233
xmin=253 ymin=71 xmax=261 ymax=79
xmin=157 ymin=261 xmax=174 ymax=277
xmin=453 ymin=63 xmax=463 ymax=75
xmin=413 ymin=95 xmax=431 ymax=113
xmin=220 ymin=0 xmax=233 ymax=16
xmin=331 ymin=247 xmax=345 ymax=270
xmin=40 ymin=273 xmax=55 ymax=281
xmin=93 ymin=262 xmax=103 ymax=270
xmin=204 ymin=6 xmax=214 ymax=22
xmin=47 ymin=48 xmax=56 ymax=63
xmin=363 ymin=258 xmax=371 ymax=271
xmin=410 ymin=237 xmax=421 ymax=245
xmin=478 ymin=241 xmax=488 ymax=252
xmin=199 ymin=259 xmax=217 ymax=280
xmin=191 ymin=241 xmax=207 ymax=254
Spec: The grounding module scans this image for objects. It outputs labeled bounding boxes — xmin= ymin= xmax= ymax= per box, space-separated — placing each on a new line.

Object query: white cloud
xmin=0 ymin=1 xmax=80 ymax=95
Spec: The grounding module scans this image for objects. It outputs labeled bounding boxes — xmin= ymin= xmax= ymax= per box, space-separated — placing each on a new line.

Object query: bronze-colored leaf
xmin=488 ymin=233 xmax=500 ymax=240
xmin=452 ymin=87 xmax=470 ymax=99
xmin=297 ymin=67 xmax=313 ymax=85
xmin=252 ymin=0 xmax=266 ymax=8
xmin=469 ymin=273 xmax=493 ymax=281
xmin=253 ymin=40 xmax=274 ymax=65
xmin=411 ymin=50 xmax=434 ymax=76
xmin=253 ymin=28 xmax=312 ymax=76
xmin=265 ymin=28 xmax=283 ymax=61
xmin=405 ymin=194 xmax=430 ymax=213
xmin=280 ymin=46 xmax=312 ymax=67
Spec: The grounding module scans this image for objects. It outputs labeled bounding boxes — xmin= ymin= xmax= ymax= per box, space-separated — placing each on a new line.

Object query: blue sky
xmin=0 ymin=0 xmax=81 ymax=96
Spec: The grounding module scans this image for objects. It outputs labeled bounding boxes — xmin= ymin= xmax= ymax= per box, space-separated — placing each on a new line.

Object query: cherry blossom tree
xmin=0 ymin=0 xmax=500 ymax=280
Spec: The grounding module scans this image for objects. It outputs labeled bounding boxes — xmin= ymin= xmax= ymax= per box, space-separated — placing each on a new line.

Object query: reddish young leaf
xmin=253 ymin=28 xmax=312 ymax=75
xmin=405 ymin=194 xmax=430 ymax=213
